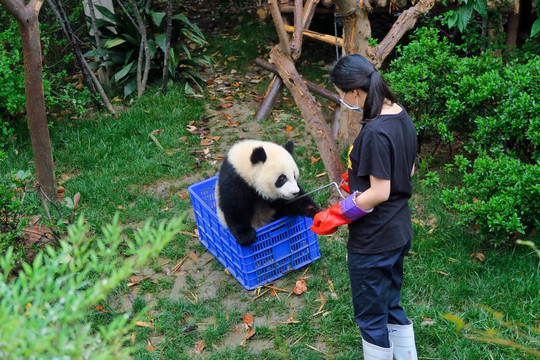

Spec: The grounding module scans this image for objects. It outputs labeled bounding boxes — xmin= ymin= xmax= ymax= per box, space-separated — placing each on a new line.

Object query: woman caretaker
xmin=310 ymin=54 xmax=418 ymax=360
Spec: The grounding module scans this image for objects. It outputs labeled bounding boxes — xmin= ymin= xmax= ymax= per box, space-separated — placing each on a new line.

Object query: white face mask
xmin=340 ymin=93 xmax=363 ymax=113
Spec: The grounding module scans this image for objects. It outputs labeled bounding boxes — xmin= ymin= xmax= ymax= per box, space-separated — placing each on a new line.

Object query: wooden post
xmin=255 ymin=0 xmax=319 ymax=122
xmin=254 ymin=75 xmax=284 ymax=121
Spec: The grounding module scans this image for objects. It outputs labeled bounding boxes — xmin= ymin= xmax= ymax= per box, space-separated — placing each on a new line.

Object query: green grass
xmin=1 ymin=12 xmax=539 ymax=360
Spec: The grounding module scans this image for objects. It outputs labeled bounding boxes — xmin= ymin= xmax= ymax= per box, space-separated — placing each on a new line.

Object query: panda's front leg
xmin=228 ymin=224 xmax=257 ymax=247
xmin=222 ymin=200 xmax=258 ymax=246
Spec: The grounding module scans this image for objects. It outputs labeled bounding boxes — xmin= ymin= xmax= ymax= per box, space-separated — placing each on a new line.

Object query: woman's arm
xmin=354 ymin=175 xmax=391 ymax=210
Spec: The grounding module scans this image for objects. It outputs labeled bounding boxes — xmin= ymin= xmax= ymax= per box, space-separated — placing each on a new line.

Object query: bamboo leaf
xmin=104 ymin=38 xmax=127 ymax=49
xmin=114 ymin=61 xmax=135 ymax=83
xmin=151 ymin=11 xmax=166 ymax=27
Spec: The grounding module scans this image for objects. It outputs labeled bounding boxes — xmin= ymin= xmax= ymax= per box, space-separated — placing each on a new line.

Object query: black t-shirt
xmin=347 ymin=106 xmax=417 ymax=254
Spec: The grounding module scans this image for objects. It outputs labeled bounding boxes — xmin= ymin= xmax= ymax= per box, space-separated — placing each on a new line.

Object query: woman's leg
xmin=387 ymin=239 xmax=412 ymax=325
xmin=347 ymin=246 xmax=406 ymax=347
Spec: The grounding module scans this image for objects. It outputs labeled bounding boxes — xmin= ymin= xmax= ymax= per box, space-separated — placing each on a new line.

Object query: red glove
xmin=340 ymin=172 xmax=350 ymax=194
xmin=310 ymin=191 xmax=372 ymax=235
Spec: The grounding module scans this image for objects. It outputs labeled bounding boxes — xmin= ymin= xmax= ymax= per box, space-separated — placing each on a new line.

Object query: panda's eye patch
xmin=275 ymin=174 xmax=287 ymax=188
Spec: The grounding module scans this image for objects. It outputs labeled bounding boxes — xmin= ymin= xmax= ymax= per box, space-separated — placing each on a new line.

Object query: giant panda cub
xmin=215 ymin=139 xmax=321 ymax=246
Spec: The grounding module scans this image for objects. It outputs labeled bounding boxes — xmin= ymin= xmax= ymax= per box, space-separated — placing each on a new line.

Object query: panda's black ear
xmin=250 ymin=146 xmax=267 ymax=164
xmin=284 ymin=141 xmax=294 ymax=154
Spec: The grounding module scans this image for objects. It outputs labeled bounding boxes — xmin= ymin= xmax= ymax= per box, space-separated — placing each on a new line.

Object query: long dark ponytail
xmin=329 ymin=54 xmax=396 ymax=123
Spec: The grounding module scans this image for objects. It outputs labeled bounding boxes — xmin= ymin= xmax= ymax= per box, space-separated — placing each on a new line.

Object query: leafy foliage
xmin=473 ymin=56 xmax=540 ymax=162
xmin=0 ymin=15 xmax=26 ymax=118
xmin=0 ymin=215 xmax=185 ymax=358
xmin=443 ymin=153 xmax=540 ymax=246
xmin=0 ymin=9 xmax=93 ymax=121
xmin=387 ymin=27 xmax=540 ymax=246
xmin=445 ymin=0 xmax=487 ymax=33
xmin=386 ymin=27 xmax=504 ymax=147
xmin=0 ymin=170 xmax=33 ymax=264
xmin=85 ymin=3 xmax=211 ymax=97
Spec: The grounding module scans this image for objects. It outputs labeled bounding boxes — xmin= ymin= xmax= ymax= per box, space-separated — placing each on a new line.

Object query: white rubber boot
xmin=387 ymin=320 xmax=418 ymax=360
xmin=362 ymin=338 xmax=394 ymax=360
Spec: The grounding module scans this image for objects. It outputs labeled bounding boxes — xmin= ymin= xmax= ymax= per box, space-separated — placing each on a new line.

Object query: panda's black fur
xmin=216 ymin=140 xmax=320 ymax=246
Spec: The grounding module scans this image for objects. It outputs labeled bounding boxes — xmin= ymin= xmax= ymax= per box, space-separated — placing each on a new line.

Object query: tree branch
xmin=372 ymin=0 xmax=436 ymax=66
xmin=302 ymin=0 xmax=319 ymax=29
xmin=268 ymin=0 xmax=290 ymax=55
xmin=0 ymin=0 xmax=26 ymax=20
xmin=290 ymin=0 xmax=303 ymax=59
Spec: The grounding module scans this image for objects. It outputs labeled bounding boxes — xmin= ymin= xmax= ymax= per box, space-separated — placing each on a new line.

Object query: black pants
xmin=347 ymin=239 xmax=411 ymax=348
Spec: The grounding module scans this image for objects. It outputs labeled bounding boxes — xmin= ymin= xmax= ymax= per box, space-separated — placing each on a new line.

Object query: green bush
xmin=473 ymin=56 xmax=540 ymax=162
xmin=0 ymin=9 xmax=93 ymax=120
xmin=385 ymin=27 xmax=505 ymax=147
xmin=0 ymin=215 xmax=184 ymax=358
xmin=443 ymin=153 xmax=540 ymax=246
xmin=0 ymin=15 xmax=26 ymax=117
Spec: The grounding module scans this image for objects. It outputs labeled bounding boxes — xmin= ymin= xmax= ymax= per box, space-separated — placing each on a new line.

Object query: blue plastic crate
xmin=188 ymin=175 xmax=320 ymax=290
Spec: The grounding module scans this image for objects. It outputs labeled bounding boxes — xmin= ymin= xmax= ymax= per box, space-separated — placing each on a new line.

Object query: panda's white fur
xmin=227 ymin=140 xmax=300 ymax=200
xmin=215 ymin=139 xmax=320 ymax=246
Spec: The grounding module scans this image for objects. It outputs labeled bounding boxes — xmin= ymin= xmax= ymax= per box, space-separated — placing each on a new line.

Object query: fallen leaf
xmin=186 ymin=125 xmax=198 ymax=134
xmin=293 ymin=280 xmax=307 ymax=295
xmin=130 ymin=331 xmax=137 ymax=345
xmin=179 ymin=136 xmax=187 ymax=142
xmin=73 ymin=192 xmax=81 ymax=209
xmin=177 ymin=192 xmax=188 ymax=199
xmin=57 ymin=186 xmax=65 ymax=199
xmin=151 ymin=129 xmax=165 ymax=135
xmin=217 ymin=102 xmax=233 ymax=109
xmin=146 ymin=339 xmax=156 ymax=351
xmin=420 ymin=315 xmax=435 ymax=326
xmin=194 ymin=340 xmax=205 ymax=354
xmin=135 ymin=321 xmax=154 ymax=329
xmin=200 ymin=138 xmax=214 ymax=146
xmin=228 ymin=121 xmax=240 ymax=127
xmin=243 ymin=313 xmax=254 ymax=329
xmin=285 ymin=125 xmax=294 ymax=132
xmin=436 ymin=270 xmax=449 ymax=276
xmin=473 ymin=253 xmax=486 ymax=262
xmin=95 ymin=304 xmax=108 ymax=313
xmin=283 ymin=97 xmax=294 ymax=107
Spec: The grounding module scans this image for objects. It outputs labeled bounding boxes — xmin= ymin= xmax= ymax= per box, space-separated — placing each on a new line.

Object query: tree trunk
xmin=271 ymin=47 xmax=345 ymax=185
xmin=333 ymin=0 xmax=436 ymax=150
xmin=333 ymin=0 xmax=371 ymax=150
xmin=132 ymin=0 xmax=151 ymax=98
xmin=161 ymin=0 xmax=173 ymax=93
xmin=1 ymin=0 xmax=57 ymax=210
xmin=505 ymin=12 xmax=520 ymax=53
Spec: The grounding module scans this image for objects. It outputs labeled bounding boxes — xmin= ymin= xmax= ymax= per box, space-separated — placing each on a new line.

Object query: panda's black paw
xmin=304 ymin=204 xmax=322 ymax=218
xmin=234 ymin=229 xmax=257 ymax=247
